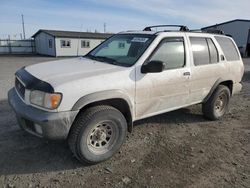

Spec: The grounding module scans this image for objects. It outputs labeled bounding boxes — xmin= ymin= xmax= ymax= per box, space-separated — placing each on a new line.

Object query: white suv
xmin=8 ymin=25 xmax=244 ymax=164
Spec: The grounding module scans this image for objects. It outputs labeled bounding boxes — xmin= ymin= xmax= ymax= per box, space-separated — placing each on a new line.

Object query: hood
xmin=25 ymin=57 xmax=126 ymax=85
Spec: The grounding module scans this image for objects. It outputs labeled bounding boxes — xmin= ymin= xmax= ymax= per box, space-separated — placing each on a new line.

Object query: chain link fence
xmin=0 ymin=39 xmax=35 ymax=54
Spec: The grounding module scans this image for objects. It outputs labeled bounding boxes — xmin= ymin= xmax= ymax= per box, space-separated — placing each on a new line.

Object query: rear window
xmin=215 ymin=36 xmax=240 ymax=61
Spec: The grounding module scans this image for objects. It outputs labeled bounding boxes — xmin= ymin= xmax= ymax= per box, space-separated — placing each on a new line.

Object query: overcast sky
xmin=1 ymin=0 xmax=250 ymax=39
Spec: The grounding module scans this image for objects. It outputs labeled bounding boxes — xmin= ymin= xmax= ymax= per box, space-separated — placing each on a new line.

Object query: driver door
xmin=135 ymin=36 xmax=190 ymax=119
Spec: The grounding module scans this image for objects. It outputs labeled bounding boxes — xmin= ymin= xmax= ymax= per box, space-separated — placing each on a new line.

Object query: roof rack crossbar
xmin=189 ymin=29 xmax=225 ymax=35
xmin=202 ymin=29 xmax=225 ymax=35
xmin=143 ymin=25 xmax=189 ymax=32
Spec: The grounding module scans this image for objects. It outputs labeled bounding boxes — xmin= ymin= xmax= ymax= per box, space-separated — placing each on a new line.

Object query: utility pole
xmin=104 ymin=23 xmax=106 ymax=33
xmin=21 ymin=14 xmax=26 ymax=39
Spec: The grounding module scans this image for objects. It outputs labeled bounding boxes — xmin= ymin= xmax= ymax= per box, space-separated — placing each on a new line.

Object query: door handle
xmin=183 ymin=72 xmax=190 ymax=76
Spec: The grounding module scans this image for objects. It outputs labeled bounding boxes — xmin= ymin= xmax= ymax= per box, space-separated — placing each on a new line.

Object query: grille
xmin=15 ymin=77 xmax=25 ymax=99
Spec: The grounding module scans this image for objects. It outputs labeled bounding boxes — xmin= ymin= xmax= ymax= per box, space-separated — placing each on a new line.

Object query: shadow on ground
xmin=0 ymin=98 xmax=207 ymax=176
xmin=0 ymin=99 xmax=82 ymax=175
xmin=134 ymin=106 xmax=206 ymax=127
xmin=242 ymin=70 xmax=250 ymax=82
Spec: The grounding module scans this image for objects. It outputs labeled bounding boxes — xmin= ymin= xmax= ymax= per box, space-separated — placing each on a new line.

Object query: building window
xmin=118 ymin=42 xmax=125 ymax=49
xmin=81 ymin=40 xmax=90 ymax=48
xmin=60 ymin=39 xmax=71 ymax=48
xmin=48 ymin=39 xmax=52 ymax=48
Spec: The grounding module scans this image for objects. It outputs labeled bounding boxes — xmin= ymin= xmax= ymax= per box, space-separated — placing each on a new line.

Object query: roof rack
xmin=142 ymin=25 xmax=225 ymax=35
xmin=143 ymin=25 xmax=189 ymax=32
xmin=202 ymin=29 xmax=225 ymax=35
xmin=189 ymin=29 xmax=225 ymax=35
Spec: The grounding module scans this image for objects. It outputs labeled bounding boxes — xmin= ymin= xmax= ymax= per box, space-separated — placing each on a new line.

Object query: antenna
xmin=76 ymin=24 xmax=83 ymax=57
xmin=21 ymin=14 xmax=26 ymax=39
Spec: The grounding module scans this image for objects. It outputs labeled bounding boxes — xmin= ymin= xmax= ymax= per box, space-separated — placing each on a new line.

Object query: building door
xmin=247 ymin=29 xmax=250 ymax=57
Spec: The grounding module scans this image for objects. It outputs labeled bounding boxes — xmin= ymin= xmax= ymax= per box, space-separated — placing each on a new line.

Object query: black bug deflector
xmin=15 ymin=67 xmax=54 ymax=93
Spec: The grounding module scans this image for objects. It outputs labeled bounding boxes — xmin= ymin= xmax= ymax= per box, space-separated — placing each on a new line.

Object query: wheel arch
xmin=71 ymin=90 xmax=134 ymax=132
xmin=203 ymin=79 xmax=233 ymax=103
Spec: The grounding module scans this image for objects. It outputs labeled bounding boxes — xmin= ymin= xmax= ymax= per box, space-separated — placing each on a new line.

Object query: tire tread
xmin=202 ymin=85 xmax=230 ymax=120
xmin=68 ymin=105 xmax=122 ymax=164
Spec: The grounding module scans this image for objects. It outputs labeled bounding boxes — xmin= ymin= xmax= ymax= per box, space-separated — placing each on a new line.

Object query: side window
xmin=149 ymin=38 xmax=185 ymax=70
xmin=48 ymin=39 xmax=52 ymax=48
xmin=207 ymin=38 xmax=219 ymax=63
xmin=81 ymin=40 xmax=90 ymax=48
xmin=190 ymin=37 xmax=210 ymax=65
xmin=60 ymin=39 xmax=71 ymax=48
xmin=215 ymin=36 xmax=240 ymax=61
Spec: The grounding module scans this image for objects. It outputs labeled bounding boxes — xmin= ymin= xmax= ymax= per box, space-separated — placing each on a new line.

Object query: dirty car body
xmin=8 ymin=28 xmax=244 ymax=164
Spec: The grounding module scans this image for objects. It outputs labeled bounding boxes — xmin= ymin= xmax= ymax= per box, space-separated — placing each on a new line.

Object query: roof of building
xmin=32 ymin=29 xmax=113 ymax=39
xmin=202 ymin=19 xmax=250 ymax=30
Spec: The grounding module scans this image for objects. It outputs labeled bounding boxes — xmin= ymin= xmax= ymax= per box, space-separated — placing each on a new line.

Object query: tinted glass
xmin=149 ymin=38 xmax=185 ymax=70
xmin=96 ymin=39 xmax=131 ymax=56
xmin=207 ymin=38 xmax=219 ymax=63
xmin=190 ymin=37 xmax=210 ymax=65
xmin=215 ymin=36 xmax=240 ymax=61
xmin=88 ymin=34 xmax=155 ymax=67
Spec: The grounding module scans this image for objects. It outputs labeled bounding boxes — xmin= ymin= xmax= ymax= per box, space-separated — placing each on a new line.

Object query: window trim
xmin=60 ymin=39 xmax=71 ymax=48
xmin=206 ymin=38 xmax=219 ymax=63
xmin=48 ymin=39 xmax=52 ymax=48
xmin=189 ymin=37 xmax=219 ymax=66
xmin=144 ymin=37 xmax=186 ymax=71
xmin=81 ymin=40 xmax=90 ymax=48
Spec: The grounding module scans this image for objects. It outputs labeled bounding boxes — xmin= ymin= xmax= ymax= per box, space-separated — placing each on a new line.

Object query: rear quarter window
xmin=214 ymin=36 xmax=240 ymax=61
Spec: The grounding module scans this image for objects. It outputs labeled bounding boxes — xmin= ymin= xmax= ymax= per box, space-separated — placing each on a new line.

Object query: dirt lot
xmin=0 ymin=56 xmax=249 ymax=188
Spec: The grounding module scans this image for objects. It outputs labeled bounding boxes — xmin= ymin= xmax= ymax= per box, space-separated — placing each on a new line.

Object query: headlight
xmin=30 ymin=90 xmax=62 ymax=110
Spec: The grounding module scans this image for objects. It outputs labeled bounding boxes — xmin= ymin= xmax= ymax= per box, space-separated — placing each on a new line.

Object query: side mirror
xmin=141 ymin=60 xmax=165 ymax=73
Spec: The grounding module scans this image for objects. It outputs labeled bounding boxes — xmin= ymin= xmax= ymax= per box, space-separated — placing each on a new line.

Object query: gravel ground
xmin=0 ymin=56 xmax=249 ymax=188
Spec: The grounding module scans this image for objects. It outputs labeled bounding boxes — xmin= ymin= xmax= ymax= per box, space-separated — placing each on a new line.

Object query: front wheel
xmin=68 ymin=105 xmax=127 ymax=164
xmin=202 ymin=85 xmax=230 ymax=120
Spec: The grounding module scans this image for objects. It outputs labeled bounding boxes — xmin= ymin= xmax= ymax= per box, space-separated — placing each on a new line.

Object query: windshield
xmin=85 ymin=34 xmax=155 ymax=67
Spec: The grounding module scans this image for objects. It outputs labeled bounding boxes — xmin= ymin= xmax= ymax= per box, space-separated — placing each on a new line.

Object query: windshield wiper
xmin=85 ymin=54 xmax=123 ymax=66
xmin=95 ymin=56 xmax=117 ymax=63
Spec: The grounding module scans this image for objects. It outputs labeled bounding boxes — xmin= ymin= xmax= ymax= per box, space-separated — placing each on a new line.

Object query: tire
xmin=68 ymin=105 xmax=127 ymax=164
xmin=202 ymin=85 xmax=230 ymax=120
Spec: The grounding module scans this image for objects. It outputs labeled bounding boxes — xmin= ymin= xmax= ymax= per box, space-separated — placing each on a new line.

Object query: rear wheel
xmin=68 ymin=105 xmax=127 ymax=164
xmin=202 ymin=85 xmax=230 ymax=120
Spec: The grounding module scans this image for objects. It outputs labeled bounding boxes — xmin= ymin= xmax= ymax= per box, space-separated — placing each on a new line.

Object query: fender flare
xmin=71 ymin=90 xmax=134 ymax=131
xmin=203 ymin=78 xmax=229 ymax=103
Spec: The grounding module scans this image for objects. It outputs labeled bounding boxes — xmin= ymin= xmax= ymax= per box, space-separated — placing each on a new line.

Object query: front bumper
xmin=8 ymin=88 xmax=79 ymax=140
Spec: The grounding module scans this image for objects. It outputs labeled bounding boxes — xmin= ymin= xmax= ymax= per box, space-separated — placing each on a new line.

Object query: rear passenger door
xmin=187 ymin=35 xmax=228 ymax=103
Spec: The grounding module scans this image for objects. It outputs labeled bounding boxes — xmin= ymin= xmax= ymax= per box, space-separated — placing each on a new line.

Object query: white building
xmin=202 ymin=19 xmax=250 ymax=57
xmin=32 ymin=30 xmax=113 ymax=57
